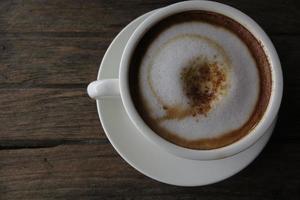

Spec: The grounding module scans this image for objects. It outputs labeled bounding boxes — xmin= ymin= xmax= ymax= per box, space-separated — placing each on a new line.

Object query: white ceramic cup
xmin=87 ymin=0 xmax=283 ymax=160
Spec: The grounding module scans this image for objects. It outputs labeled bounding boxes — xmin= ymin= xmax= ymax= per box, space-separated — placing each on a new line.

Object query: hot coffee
xmin=129 ymin=11 xmax=272 ymax=150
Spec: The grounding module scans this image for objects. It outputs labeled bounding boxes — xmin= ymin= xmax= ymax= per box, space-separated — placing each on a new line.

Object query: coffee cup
xmin=87 ymin=1 xmax=283 ymax=160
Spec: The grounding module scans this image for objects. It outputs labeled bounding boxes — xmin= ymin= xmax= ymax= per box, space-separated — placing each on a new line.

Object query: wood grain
xmin=0 ymin=139 xmax=299 ymax=200
xmin=0 ymin=0 xmax=299 ymax=34
xmin=0 ymin=35 xmax=105 ymax=85
xmin=0 ymin=88 xmax=102 ymax=140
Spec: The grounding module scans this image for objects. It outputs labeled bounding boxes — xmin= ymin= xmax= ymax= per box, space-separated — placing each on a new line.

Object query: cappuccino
xmin=129 ymin=11 xmax=272 ymax=150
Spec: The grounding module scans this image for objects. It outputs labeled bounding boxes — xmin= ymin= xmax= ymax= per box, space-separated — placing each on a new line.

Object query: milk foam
xmin=139 ymin=22 xmax=259 ymax=140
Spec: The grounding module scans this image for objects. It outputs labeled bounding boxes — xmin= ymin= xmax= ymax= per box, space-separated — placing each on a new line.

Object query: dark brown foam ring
xmin=129 ymin=11 xmax=272 ymax=150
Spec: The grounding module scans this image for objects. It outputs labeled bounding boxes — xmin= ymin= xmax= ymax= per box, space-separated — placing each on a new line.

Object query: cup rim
xmin=119 ymin=0 xmax=283 ymax=160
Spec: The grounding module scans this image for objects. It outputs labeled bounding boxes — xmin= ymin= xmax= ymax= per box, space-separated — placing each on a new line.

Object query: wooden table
xmin=0 ymin=0 xmax=299 ymax=199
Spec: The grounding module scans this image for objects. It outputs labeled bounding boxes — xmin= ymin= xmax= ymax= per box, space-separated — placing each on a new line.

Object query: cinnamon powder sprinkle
xmin=180 ymin=61 xmax=227 ymax=116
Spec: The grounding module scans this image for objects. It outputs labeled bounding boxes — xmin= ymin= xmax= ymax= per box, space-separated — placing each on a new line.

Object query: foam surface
xmin=139 ymin=22 xmax=259 ymax=140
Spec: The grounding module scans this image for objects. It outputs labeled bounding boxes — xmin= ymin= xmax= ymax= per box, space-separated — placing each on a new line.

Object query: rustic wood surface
xmin=0 ymin=0 xmax=299 ymax=199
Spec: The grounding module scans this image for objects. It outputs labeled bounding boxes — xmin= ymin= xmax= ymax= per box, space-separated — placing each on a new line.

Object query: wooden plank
xmin=0 ymin=0 xmax=299 ymax=34
xmin=0 ymin=141 xmax=299 ymax=199
xmin=0 ymin=0 xmax=172 ymax=33
xmin=0 ymin=86 xmax=297 ymax=141
xmin=0 ymin=88 xmax=103 ymax=140
xmin=0 ymin=35 xmax=106 ymax=85
xmin=0 ymin=35 xmax=299 ymax=85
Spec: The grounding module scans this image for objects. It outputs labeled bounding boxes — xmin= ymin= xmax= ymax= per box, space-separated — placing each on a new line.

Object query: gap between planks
xmin=0 ymin=138 xmax=109 ymax=150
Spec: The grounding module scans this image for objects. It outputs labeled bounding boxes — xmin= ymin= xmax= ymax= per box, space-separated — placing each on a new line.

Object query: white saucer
xmin=96 ymin=11 xmax=275 ymax=186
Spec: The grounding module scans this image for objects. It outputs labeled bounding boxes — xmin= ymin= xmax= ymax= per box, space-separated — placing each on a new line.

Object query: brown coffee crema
xmin=129 ymin=11 xmax=272 ymax=150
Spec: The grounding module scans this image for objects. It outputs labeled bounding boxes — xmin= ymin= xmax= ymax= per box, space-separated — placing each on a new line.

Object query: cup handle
xmin=87 ymin=79 xmax=120 ymax=99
